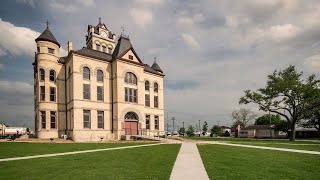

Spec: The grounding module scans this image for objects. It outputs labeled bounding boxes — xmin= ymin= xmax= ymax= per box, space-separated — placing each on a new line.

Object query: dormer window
xmin=48 ymin=48 xmax=54 ymax=54
xmin=96 ymin=44 xmax=101 ymax=51
xmin=102 ymin=46 xmax=106 ymax=52
xmin=129 ymin=55 xmax=133 ymax=60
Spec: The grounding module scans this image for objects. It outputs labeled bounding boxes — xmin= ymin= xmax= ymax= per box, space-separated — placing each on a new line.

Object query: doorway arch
xmin=124 ymin=112 xmax=139 ymax=135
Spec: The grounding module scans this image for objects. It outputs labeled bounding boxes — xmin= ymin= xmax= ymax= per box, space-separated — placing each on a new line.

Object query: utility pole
xmin=183 ymin=122 xmax=185 ymax=129
xmin=172 ymin=117 xmax=175 ymax=135
xmin=198 ymin=120 xmax=201 ymax=136
xmin=166 ymin=122 xmax=169 ymax=133
xmin=269 ymin=111 xmax=272 ymax=138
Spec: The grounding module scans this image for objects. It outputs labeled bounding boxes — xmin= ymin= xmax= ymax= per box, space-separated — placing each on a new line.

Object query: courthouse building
xmin=33 ymin=19 xmax=165 ymax=141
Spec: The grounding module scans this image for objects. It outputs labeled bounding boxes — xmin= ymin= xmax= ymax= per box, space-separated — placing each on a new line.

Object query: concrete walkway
xmin=170 ymin=142 xmax=209 ymax=180
xmin=199 ymin=141 xmax=320 ymax=155
xmin=0 ymin=143 xmax=161 ymax=162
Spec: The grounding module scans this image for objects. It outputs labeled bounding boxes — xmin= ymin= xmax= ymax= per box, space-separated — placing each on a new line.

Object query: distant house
xmin=0 ymin=123 xmax=6 ymax=137
xmin=239 ymin=125 xmax=275 ymax=138
xmin=220 ymin=126 xmax=231 ymax=133
xmin=295 ymin=127 xmax=319 ymax=138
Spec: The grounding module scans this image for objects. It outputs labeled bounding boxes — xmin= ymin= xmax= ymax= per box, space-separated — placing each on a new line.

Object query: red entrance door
xmin=125 ymin=121 xmax=138 ymax=135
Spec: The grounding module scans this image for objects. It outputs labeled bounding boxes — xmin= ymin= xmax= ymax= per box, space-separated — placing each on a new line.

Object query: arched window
xmin=145 ymin=81 xmax=150 ymax=91
xmin=39 ymin=68 xmax=45 ymax=81
xmin=125 ymin=112 xmax=138 ymax=120
xmin=49 ymin=70 xmax=55 ymax=81
xmin=97 ymin=70 xmax=103 ymax=82
xmin=83 ymin=67 xmax=90 ymax=80
xmin=124 ymin=72 xmax=137 ymax=85
xmin=154 ymin=82 xmax=158 ymax=93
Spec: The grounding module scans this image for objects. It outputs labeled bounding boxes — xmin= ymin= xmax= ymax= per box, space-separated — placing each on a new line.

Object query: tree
xmin=240 ymin=65 xmax=320 ymax=141
xmin=186 ymin=125 xmax=195 ymax=137
xmin=202 ymin=121 xmax=208 ymax=135
xmin=303 ymin=107 xmax=320 ymax=137
xmin=232 ymin=108 xmax=257 ymax=128
xmin=255 ymin=114 xmax=288 ymax=132
xmin=211 ymin=125 xmax=222 ymax=135
xmin=178 ymin=127 xmax=185 ymax=135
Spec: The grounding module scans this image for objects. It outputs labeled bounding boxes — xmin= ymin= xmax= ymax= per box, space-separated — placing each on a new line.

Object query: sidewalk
xmin=170 ymin=142 xmax=209 ymax=180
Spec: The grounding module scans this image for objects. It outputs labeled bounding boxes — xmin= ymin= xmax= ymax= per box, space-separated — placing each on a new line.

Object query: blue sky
xmin=0 ymin=0 xmax=320 ymax=129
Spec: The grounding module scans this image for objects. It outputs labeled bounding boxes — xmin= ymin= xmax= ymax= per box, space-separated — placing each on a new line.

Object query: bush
xmin=224 ymin=131 xmax=230 ymax=137
xmin=120 ymin=135 xmax=126 ymax=141
xmin=137 ymin=137 xmax=142 ymax=140
xmin=130 ymin=136 xmax=137 ymax=141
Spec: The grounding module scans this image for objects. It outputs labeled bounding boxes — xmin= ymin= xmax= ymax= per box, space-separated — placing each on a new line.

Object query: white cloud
xmin=130 ymin=8 xmax=153 ymax=29
xmin=303 ymin=54 xmax=320 ymax=72
xmin=0 ymin=18 xmax=40 ymax=56
xmin=0 ymin=80 xmax=33 ymax=95
xmin=177 ymin=14 xmax=206 ymax=26
xmin=50 ymin=0 xmax=95 ymax=13
xmin=269 ymin=24 xmax=300 ymax=42
xmin=181 ymin=33 xmax=200 ymax=50
xmin=0 ymin=64 xmax=4 ymax=70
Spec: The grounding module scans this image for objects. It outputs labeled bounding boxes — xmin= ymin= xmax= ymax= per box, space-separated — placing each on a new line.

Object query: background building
xmin=33 ymin=19 xmax=165 ymax=141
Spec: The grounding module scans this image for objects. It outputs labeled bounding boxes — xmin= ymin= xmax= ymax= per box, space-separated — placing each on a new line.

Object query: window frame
xmin=96 ymin=44 xmax=101 ymax=51
xmin=48 ymin=48 xmax=54 ymax=54
xmin=124 ymin=72 xmax=137 ymax=85
xmin=49 ymin=70 xmax=55 ymax=82
xmin=50 ymin=87 xmax=56 ymax=102
xmin=50 ymin=111 xmax=56 ymax=129
xmin=83 ymin=84 xmax=90 ymax=100
xmin=41 ymin=111 xmax=46 ymax=129
xmin=97 ymin=86 xmax=104 ymax=101
xmin=39 ymin=68 xmax=45 ymax=81
xmin=154 ymin=82 xmax=159 ymax=93
xmin=155 ymin=116 xmax=159 ymax=130
xmin=145 ymin=81 xmax=150 ymax=91
xmin=128 ymin=55 xmax=133 ymax=60
xmin=125 ymin=87 xmax=138 ymax=103
xmin=154 ymin=95 xmax=158 ymax=108
xmin=97 ymin=111 xmax=104 ymax=129
xmin=145 ymin=94 xmax=150 ymax=107
xmin=83 ymin=110 xmax=91 ymax=129
xmin=146 ymin=115 xmax=150 ymax=130
xmin=83 ymin=67 xmax=90 ymax=80
xmin=102 ymin=46 xmax=106 ymax=52
xmin=40 ymin=86 xmax=45 ymax=101
xmin=97 ymin=70 xmax=103 ymax=82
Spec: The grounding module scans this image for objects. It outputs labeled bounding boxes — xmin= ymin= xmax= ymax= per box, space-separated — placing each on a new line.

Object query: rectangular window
xmin=50 ymin=111 xmax=56 ymax=129
xmin=146 ymin=115 xmax=150 ymax=130
xmin=37 ymin=46 xmax=40 ymax=53
xmin=48 ymin=48 xmax=54 ymax=54
xmin=102 ymin=46 xmax=106 ymax=52
xmin=83 ymin=110 xmax=91 ymax=129
xmin=41 ymin=111 xmax=46 ymax=129
xmin=125 ymin=88 xmax=138 ymax=103
xmin=97 ymin=86 xmax=103 ymax=101
xmin=98 ymin=111 xmax=104 ymax=129
xmin=40 ymin=86 xmax=45 ymax=101
xmin=145 ymin=94 xmax=150 ymax=107
xmin=155 ymin=116 xmax=159 ymax=130
xmin=50 ymin=87 xmax=56 ymax=102
xmin=83 ymin=84 xmax=90 ymax=100
xmin=154 ymin=96 xmax=158 ymax=108
xmin=129 ymin=55 xmax=133 ymax=60
xmin=125 ymin=88 xmax=128 ymax=102
xmin=96 ymin=44 xmax=100 ymax=51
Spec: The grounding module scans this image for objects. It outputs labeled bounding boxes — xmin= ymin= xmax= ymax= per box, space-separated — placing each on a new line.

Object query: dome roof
xmin=151 ymin=61 xmax=163 ymax=73
xmin=35 ymin=27 xmax=60 ymax=47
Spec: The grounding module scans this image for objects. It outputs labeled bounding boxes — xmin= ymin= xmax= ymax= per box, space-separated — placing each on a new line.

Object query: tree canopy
xmin=255 ymin=114 xmax=287 ymax=131
xmin=202 ymin=121 xmax=208 ymax=135
xmin=232 ymin=107 xmax=256 ymax=128
xmin=240 ymin=65 xmax=320 ymax=141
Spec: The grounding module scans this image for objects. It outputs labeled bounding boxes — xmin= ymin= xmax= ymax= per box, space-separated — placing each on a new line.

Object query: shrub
xmin=224 ymin=131 xmax=230 ymax=137
xmin=120 ymin=135 xmax=126 ymax=141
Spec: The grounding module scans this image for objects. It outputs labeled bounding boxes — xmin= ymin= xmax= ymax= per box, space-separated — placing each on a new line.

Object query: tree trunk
xmin=290 ymin=124 xmax=296 ymax=141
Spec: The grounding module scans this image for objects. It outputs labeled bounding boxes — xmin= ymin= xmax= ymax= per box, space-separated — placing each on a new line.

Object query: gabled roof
xmin=151 ymin=61 xmax=163 ymax=73
xmin=112 ymin=36 xmax=142 ymax=63
xmin=35 ymin=28 xmax=60 ymax=47
xmin=74 ymin=47 xmax=113 ymax=61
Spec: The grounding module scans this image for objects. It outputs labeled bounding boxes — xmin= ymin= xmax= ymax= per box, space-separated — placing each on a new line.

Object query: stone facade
xmin=33 ymin=20 xmax=165 ymax=142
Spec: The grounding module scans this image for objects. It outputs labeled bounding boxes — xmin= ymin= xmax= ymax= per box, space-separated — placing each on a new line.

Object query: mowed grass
xmin=0 ymin=144 xmax=181 ymax=180
xmin=185 ymin=137 xmax=320 ymax=151
xmin=198 ymin=144 xmax=320 ymax=180
xmin=0 ymin=142 xmax=153 ymax=159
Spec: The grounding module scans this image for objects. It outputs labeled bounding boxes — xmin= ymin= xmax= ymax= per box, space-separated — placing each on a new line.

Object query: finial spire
xmin=154 ymin=56 xmax=157 ymax=63
xmin=121 ymin=26 xmax=125 ymax=35
xmin=99 ymin=17 xmax=101 ymax=24
xmin=46 ymin=20 xmax=49 ymax=29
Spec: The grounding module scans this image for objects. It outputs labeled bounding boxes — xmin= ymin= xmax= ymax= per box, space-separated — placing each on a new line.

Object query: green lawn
xmin=0 ymin=142 xmax=153 ymax=159
xmin=0 ymin=144 xmax=180 ymax=180
xmin=198 ymin=144 xmax=320 ymax=180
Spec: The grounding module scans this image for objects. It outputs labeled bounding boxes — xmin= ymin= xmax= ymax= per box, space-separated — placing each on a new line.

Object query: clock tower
xmin=86 ymin=18 xmax=116 ymax=54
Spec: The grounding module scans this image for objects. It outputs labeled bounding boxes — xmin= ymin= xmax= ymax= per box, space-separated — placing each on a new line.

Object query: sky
xmin=0 ymin=0 xmax=320 ymax=129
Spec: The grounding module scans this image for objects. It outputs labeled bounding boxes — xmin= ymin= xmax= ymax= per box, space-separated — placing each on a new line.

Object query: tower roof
xmin=112 ymin=35 xmax=132 ymax=58
xmin=151 ymin=61 xmax=163 ymax=73
xmin=35 ymin=27 xmax=60 ymax=47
